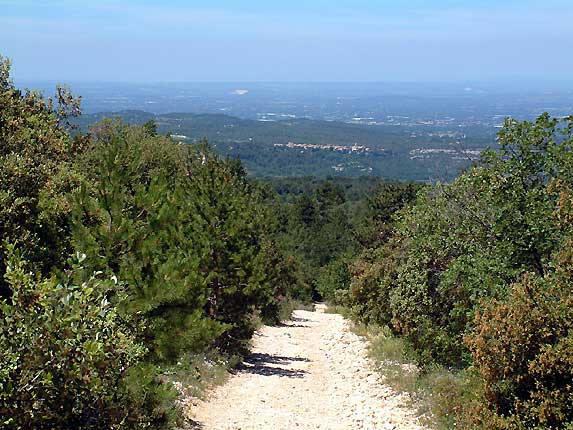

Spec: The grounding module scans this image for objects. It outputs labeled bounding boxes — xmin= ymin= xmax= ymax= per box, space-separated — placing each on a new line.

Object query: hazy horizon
xmin=15 ymin=80 xmax=573 ymax=97
xmin=17 ymin=78 xmax=573 ymax=87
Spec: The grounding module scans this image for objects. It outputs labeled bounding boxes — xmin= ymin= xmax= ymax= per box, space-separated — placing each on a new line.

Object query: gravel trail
xmin=188 ymin=304 xmax=426 ymax=430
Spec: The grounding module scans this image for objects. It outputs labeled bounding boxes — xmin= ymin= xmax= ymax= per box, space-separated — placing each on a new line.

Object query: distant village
xmin=273 ymin=141 xmax=372 ymax=153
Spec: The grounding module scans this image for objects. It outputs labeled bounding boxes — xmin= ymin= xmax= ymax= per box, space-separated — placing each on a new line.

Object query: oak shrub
xmin=344 ymin=114 xmax=573 ymax=428
xmin=0 ymin=246 xmax=177 ymax=429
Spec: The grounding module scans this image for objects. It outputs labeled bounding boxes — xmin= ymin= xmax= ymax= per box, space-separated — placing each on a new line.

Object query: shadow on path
xmin=291 ymin=316 xmax=312 ymax=323
xmin=189 ymin=420 xmax=205 ymax=429
xmin=276 ymin=322 xmax=311 ymax=328
xmin=237 ymin=352 xmax=310 ymax=378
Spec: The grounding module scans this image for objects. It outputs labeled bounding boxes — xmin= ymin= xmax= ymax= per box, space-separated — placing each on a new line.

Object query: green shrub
xmin=258 ymin=242 xmax=311 ymax=323
xmin=75 ymin=131 xmax=228 ymax=361
xmin=315 ymin=255 xmax=351 ymax=303
xmin=180 ymin=147 xmax=294 ymax=352
xmin=343 ymin=183 xmax=422 ymax=329
xmin=0 ymin=245 xmax=178 ymax=429
xmin=466 ymin=273 xmax=573 ymax=429
xmin=73 ymin=123 xmax=296 ymax=356
xmin=0 ymin=56 xmax=84 ymax=296
xmin=388 ymin=172 xmax=512 ymax=366
xmin=468 ymin=167 xmax=573 ymax=429
xmin=385 ymin=114 xmax=573 ymax=367
xmin=347 ymin=240 xmax=403 ymax=328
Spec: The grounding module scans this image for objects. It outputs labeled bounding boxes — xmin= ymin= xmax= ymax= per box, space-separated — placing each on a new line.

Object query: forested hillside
xmin=74 ymin=110 xmax=494 ymax=181
xmin=2 ymin=55 xmax=573 ymax=430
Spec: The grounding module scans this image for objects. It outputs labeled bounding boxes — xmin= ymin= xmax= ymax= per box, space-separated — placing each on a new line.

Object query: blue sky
xmin=1 ymin=0 xmax=573 ymax=82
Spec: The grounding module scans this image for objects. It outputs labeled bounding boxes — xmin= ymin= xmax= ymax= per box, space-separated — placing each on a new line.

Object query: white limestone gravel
xmin=187 ymin=304 xmax=426 ymax=430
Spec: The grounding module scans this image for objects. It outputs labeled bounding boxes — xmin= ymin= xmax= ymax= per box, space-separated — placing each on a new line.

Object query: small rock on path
xmin=188 ymin=304 xmax=426 ymax=430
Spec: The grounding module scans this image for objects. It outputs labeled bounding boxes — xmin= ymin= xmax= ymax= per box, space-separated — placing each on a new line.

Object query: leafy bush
xmin=466 ymin=274 xmax=573 ymax=429
xmin=346 ymin=242 xmax=401 ymax=327
xmin=389 ymin=172 xmax=513 ymax=366
xmin=314 ymin=254 xmax=351 ymax=303
xmin=0 ymin=245 xmax=178 ymax=429
xmin=0 ymin=56 xmax=84 ymax=296
xmin=465 ymin=175 xmax=573 ymax=429
xmin=386 ymin=114 xmax=572 ymax=367
xmin=343 ymin=182 xmax=421 ymax=327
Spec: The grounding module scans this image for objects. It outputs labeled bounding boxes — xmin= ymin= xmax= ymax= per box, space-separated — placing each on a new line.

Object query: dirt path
xmin=188 ymin=304 xmax=426 ymax=430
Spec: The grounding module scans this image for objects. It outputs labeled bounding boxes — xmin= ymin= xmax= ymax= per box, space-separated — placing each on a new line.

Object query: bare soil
xmin=187 ymin=304 xmax=426 ymax=430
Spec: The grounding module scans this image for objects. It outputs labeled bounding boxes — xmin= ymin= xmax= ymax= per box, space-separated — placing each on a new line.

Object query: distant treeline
xmin=74 ymin=109 xmax=495 ymax=181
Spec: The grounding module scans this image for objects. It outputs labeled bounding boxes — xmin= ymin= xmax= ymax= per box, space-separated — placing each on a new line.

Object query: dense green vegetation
xmin=0 ymin=58 xmax=309 ymax=429
xmin=329 ymin=113 xmax=573 ymax=429
xmin=2 ymin=54 xmax=573 ymax=429
xmin=75 ymin=110 xmax=494 ymax=181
